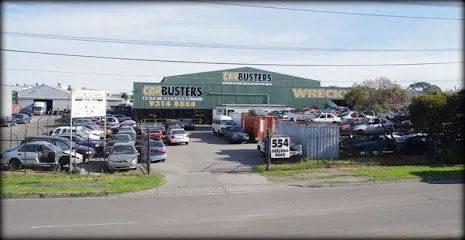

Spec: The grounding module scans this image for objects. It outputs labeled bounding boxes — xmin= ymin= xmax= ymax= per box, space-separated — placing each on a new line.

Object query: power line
xmin=380 ymin=1 xmax=463 ymax=7
xmin=6 ymin=68 xmax=165 ymax=78
xmin=3 ymin=48 xmax=462 ymax=67
xmin=196 ymin=0 xmax=462 ymax=21
xmin=3 ymin=32 xmax=459 ymax=53
xmin=3 ymin=68 xmax=459 ymax=84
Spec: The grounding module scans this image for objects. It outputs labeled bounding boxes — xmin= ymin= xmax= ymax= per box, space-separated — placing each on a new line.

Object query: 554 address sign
xmin=270 ymin=137 xmax=290 ymax=158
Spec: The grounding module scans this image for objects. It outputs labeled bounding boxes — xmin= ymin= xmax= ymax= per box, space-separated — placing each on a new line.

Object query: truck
xmin=33 ymin=101 xmax=47 ymax=115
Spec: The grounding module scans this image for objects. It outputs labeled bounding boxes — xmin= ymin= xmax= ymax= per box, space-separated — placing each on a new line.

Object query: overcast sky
xmin=3 ymin=1 xmax=463 ymax=94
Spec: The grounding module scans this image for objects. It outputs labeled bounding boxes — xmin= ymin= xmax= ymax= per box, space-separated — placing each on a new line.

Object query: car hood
xmin=108 ymin=154 xmax=137 ymax=162
xmin=63 ymin=150 xmax=83 ymax=158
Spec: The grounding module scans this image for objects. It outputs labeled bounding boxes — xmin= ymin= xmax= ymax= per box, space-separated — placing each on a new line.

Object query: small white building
xmin=18 ymin=84 xmax=71 ymax=113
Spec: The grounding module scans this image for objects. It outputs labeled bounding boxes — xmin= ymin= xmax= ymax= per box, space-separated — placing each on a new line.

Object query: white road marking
xmin=31 ymin=222 xmax=136 ymax=229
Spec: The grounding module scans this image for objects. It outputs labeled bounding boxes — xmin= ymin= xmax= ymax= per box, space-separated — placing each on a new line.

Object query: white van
xmin=212 ymin=115 xmax=233 ymax=136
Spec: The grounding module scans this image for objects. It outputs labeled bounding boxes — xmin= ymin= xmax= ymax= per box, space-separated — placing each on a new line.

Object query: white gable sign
xmin=71 ymin=89 xmax=106 ymax=118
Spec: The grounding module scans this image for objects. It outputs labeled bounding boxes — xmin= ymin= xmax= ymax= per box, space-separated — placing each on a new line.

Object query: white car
xmin=51 ymin=126 xmax=103 ymax=140
xmin=165 ymin=128 xmax=189 ymax=145
xmin=1 ymin=141 xmax=83 ymax=170
xmin=312 ymin=112 xmax=341 ymax=123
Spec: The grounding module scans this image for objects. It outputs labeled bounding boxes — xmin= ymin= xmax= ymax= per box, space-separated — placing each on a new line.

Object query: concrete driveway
xmin=133 ymin=130 xmax=290 ymax=196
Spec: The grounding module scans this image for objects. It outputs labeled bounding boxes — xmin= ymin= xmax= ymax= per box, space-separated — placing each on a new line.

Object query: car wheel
xmin=185 ymin=142 xmax=188 ymax=145
xmin=356 ymin=130 xmax=364 ymax=135
xmin=8 ymin=159 xmax=22 ymax=170
xmin=161 ymin=159 xmax=166 ymax=162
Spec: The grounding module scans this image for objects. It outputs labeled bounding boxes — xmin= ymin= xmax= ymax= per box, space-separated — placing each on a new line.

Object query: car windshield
xmin=150 ymin=141 xmax=164 ymax=147
xmin=220 ymin=120 xmax=233 ymax=125
xmin=118 ymin=131 xmax=134 ymax=139
xmin=339 ymin=111 xmax=351 ymax=117
xmin=230 ymin=127 xmax=243 ymax=133
xmin=172 ymin=130 xmax=185 ymax=135
xmin=110 ymin=146 xmax=134 ymax=154
xmin=112 ymin=134 xmax=131 ymax=141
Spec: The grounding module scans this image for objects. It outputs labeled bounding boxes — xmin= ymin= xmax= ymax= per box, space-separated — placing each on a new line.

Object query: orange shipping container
xmin=241 ymin=115 xmax=277 ymax=142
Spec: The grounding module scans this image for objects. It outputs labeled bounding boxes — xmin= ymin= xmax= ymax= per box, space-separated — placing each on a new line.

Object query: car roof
xmin=22 ymin=140 xmax=57 ymax=147
xmin=113 ymin=142 xmax=134 ymax=147
xmin=170 ymin=128 xmax=185 ymax=131
xmin=25 ymin=136 xmax=69 ymax=141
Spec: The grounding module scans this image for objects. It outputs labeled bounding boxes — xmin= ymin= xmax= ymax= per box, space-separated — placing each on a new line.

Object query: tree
xmin=344 ymin=77 xmax=410 ymax=113
xmin=408 ymin=92 xmax=451 ymax=163
xmin=121 ymin=92 xmax=129 ymax=102
xmin=408 ymin=82 xmax=442 ymax=96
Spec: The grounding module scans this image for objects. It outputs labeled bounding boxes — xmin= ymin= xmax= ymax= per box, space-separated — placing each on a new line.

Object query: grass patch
xmin=1 ymin=172 xmax=166 ymax=198
xmin=253 ymin=159 xmax=464 ymax=183
xmin=351 ymin=165 xmax=464 ymax=181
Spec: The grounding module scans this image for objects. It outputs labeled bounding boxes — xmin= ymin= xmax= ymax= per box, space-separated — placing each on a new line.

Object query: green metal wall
xmin=133 ymin=67 xmax=349 ymax=110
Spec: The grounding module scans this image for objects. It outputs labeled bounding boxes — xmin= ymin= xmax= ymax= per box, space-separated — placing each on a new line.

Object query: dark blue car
xmin=13 ymin=113 xmax=31 ymax=124
xmin=56 ymin=134 xmax=105 ymax=157
xmin=1 ymin=116 xmax=17 ymax=127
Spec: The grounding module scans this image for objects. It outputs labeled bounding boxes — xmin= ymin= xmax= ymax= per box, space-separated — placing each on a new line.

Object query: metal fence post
xmin=146 ymin=127 xmax=150 ymax=175
xmin=9 ymin=125 xmax=12 ymax=148
xmin=266 ymin=128 xmax=271 ymax=171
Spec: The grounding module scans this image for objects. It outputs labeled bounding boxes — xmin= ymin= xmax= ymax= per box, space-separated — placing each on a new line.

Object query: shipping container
xmin=242 ymin=115 xmax=277 ymax=142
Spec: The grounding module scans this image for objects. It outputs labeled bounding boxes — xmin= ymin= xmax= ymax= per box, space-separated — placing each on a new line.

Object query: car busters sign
xmin=142 ymin=85 xmax=203 ymax=108
xmin=223 ymin=71 xmax=272 ymax=86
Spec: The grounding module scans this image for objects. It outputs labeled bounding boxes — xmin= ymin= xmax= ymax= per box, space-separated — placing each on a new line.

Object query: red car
xmin=147 ymin=126 xmax=165 ymax=140
xmin=339 ymin=119 xmax=356 ymax=135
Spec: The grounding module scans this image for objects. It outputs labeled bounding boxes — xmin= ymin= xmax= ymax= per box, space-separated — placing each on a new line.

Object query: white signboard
xmin=270 ymin=137 xmax=290 ymax=159
xmin=71 ymin=89 xmax=106 ymax=118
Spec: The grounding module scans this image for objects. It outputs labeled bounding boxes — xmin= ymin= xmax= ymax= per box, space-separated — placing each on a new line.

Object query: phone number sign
xmin=270 ymin=137 xmax=290 ymax=158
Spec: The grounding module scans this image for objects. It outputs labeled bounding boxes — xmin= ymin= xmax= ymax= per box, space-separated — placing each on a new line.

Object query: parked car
xmin=352 ymin=118 xmax=395 ymax=135
xmin=146 ymin=125 xmax=165 ymax=140
xmin=1 ymin=141 xmax=82 ymax=170
xmin=312 ymin=112 xmax=341 ymax=123
xmin=395 ymin=133 xmax=428 ymax=155
xmin=56 ymin=134 xmax=105 ymax=157
xmin=12 ymin=113 xmax=31 ymax=124
xmin=21 ymin=136 xmax=94 ymax=161
xmin=106 ymin=142 xmax=138 ymax=171
xmin=147 ymin=139 xmax=167 ymax=162
xmin=113 ymin=114 xmax=130 ymax=124
xmin=340 ymin=135 xmax=396 ymax=156
xmin=51 ymin=126 xmax=103 ymax=140
xmin=165 ymin=128 xmax=189 ymax=145
xmin=106 ymin=117 xmax=120 ymax=127
xmin=339 ymin=118 xmax=356 ymax=136
xmin=73 ymin=118 xmax=94 ymax=126
xmin=338 ymin=111 xmax=366 ymax=121
xmin=181 ymin=119 xmax=195 ymax=131
xmin=115 ymin=126 xmax=137 ymax=140
xmin=1 ymin=116 xmax=17 ymax=127
xmin=107 ymin=133 xmax=135 ymax=147
xmin=119 ymin=120 xmax=137 ymax=127
xmin=165 ymin=119 xmax=183 ymax=131
xmin=19 ymin=111 xmax=33 ymax=117
xmin=223 ymin=126 xmax=249 ymax=144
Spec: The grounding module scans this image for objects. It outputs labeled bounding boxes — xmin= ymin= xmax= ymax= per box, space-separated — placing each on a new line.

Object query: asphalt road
xmin=1 ymin=115 xmax=61 ymax=151
xmin=147 ymin=130 xmax=276 ymax=196
xmin=3 ymin=181 xmax=462 ymax=238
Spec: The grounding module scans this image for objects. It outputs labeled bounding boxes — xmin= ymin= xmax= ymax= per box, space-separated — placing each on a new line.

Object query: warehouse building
xmin=17 ymin=84 xmax=71 ymax=114
xmin=133 ymin=67 xmax=349 ymax=124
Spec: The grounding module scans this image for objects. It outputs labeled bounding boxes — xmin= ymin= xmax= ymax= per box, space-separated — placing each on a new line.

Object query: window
xmin=173 ymin=130 xmax=186 ymax=135
xmin=19 ymin=144 xmax=36 ymax=152
xmin=53 ymin=140 xmax=69 ymax=150
xmin=53 ymin=129 xmax=61 ymax=135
